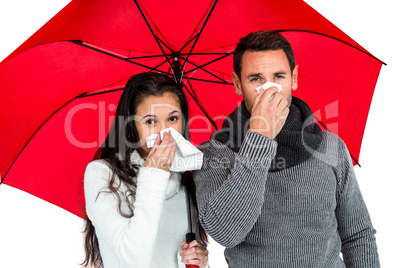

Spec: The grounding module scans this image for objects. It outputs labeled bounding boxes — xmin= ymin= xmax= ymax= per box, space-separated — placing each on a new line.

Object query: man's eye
xmin=250 ymin=77 xmax=260 ymax=82
xmin=275 ymin=75 xmax=285 ymax=79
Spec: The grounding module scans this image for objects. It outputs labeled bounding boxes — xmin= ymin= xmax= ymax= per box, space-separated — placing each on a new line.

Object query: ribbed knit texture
xmin=194 ymin=100 xmax=380 ymax=267
xmin=211 ymin=97 xmax=323 ymax=171
xmin=84 ymin=151 xmax=192 ymax=268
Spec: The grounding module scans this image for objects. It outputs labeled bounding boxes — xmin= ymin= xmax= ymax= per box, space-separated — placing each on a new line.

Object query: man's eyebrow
xmin=246 ymin=73 xmax=262 ymax=79
xmin=274 ymin=71 xmax=287 ymax=76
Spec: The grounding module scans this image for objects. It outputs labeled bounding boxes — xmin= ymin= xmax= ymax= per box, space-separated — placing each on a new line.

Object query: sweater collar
xmin=130 ymin=150 xmax=181 ymax=199
xmin=212 ymin=96 xmax=323 ymax=171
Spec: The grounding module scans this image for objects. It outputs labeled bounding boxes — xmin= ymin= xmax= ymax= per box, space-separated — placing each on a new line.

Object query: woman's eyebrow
xmin=141 ymin=114 xmax=156 ymax=120
xmin=169 ymin=110 xmax=180 ymax=115
xmin=142 ymin=110 xmax=179 ymax=120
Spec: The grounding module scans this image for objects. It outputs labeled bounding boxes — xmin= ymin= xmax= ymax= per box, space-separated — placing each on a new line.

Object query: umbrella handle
xmin=185 ymin=233 xmax=199 ymax=268
xmin=185 ymin=252 xmax=198 ymax=268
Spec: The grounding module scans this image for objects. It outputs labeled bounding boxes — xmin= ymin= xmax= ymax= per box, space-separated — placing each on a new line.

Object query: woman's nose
xmin=155 ymin=123 xmax=168 ymax=135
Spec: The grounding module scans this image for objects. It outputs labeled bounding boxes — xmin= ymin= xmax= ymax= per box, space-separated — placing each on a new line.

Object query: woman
xmin=82 ymin=72 xmax=209 ymax=268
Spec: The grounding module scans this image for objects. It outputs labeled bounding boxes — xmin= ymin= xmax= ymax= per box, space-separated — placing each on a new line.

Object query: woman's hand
xmin=143 ymin=130 xmax=176 ymax=171
xmin=180 ymin=240 xmax=209 ymax=268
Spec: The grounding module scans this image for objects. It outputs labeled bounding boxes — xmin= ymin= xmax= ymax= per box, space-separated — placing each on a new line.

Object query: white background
xmin=0 ymin=0 xmax=401 ymax=267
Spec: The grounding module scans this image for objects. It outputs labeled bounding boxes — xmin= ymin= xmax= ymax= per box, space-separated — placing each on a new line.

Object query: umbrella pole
xmin=185 ymin=184 xmax=197 ymax=268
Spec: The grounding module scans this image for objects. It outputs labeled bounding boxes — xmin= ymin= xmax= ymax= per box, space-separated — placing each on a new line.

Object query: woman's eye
xmin=168 ymin=116 xmax=179 ymax=122
xmin=145 ymin=119 xmax=156 ymax=125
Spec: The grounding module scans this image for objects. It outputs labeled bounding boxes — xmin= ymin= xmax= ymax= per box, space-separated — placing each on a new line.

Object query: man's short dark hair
xmin=233 ymin=30 xmax=296 ymax=79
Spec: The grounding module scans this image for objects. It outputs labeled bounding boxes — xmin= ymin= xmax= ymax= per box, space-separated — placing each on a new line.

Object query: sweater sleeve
xmin=334 ymin=141 xmax=380 ymax=267
xmin=84 ymin=160 xmax=171 ymax=268
xmin=193 ymin=131 xmax=277 ymax=248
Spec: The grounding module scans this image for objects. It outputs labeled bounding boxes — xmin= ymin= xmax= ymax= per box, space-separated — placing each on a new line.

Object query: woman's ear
xmin=232 ymin=72 xmax=243 ymax=96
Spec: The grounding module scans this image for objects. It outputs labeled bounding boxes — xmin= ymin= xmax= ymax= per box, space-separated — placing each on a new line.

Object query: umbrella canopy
xmin=0 ymin=0 xmax=384 ymax=217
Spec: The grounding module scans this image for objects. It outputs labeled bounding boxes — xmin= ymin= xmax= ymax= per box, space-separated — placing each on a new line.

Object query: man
xmin=193 ymin=31 xmax=380 ymax=267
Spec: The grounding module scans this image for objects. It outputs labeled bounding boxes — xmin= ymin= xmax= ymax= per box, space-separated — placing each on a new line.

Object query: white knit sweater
xmin=84 ymin=151 xmax=190 ymax=268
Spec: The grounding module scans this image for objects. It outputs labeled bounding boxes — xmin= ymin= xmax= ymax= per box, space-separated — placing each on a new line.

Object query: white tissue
xmin=255 ymin=81 xmax=282 ymax=94
xmin=145 ymin=127 xmax=203 ymax=172
xmin=146 ymin=128 xmax=176 ymax=148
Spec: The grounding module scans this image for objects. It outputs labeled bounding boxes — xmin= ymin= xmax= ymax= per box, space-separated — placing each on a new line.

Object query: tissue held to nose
xmin=146 ymin=127 xmax=183 ymax=148
xmin=255 ymin=81 xmax=282 ymax=94
xmin=145 ymin=127 xmax=203 ymax=172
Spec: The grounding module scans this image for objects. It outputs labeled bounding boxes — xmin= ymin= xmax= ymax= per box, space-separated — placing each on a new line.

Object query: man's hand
xmin=249 ymin=87 xmax=289 ymax=139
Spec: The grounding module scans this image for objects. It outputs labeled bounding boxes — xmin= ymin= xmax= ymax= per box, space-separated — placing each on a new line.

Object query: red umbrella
xmin=0 ymin=0 xmax=384 ymax=218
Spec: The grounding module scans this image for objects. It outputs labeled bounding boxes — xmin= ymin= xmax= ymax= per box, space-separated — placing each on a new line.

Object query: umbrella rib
xmin=71 ymin=40 xmax=170 ymax=75
xmin=79 ymin=57 xmax=175 ymax=98
xmin=182 ymin=53 xmax=233 ymax=81
xmin=132 ymin=0 xmax=177 ymax=80
xmin=349 ymin=153 xmax=361 ymax=167
xmin=181 ymin=52 xmax=231 ymax=56
xmin=179 ymin=0 xmax=219 ymax=82
xmin=182 ymin=83 xmax=197 ymax=101
xmin=153 ymin=56 xmax=173 ymax=71
xmin=184 ymin=53 xmax=232 ymax=74
xmin=278 ymin=30 xmax=386 ymax=65
xmin=313 ymin=115 xmax=361 ymax=167
xmin=79 ymin=88 xmax=125 ymax=98
xmin=154 ymin=36 xmax=174 ymax=54
xmin=182 ymin=82 xmax=218 ymax=130
xmin=126 ymin=54 xmax=168 ymax=60
xmin=79 ymin=59 xmax=174 ymax=99
xmin=178 ymin=35 xmax=198 ymax=54
xmin=184 ymin=77 xmax=202 ymax=110
xmin=182 ymin=72 xmax=198 ymax=100
xmin=127 ymin=52 xmax=229 ymax=60
xmin=180 ymin=56 xmax=229 ymax=84
xmin=0 ymin=93 xmax=87 ymax=185
xmin=186 ymin=77 xmax=233 ymax=85
xmin=177 ymin=0 xmax=219 ymax=54
xmin=182 ymin=72 xmax=216 ymax=128
xmin=132 ymin=0 xmax=174 ymax=54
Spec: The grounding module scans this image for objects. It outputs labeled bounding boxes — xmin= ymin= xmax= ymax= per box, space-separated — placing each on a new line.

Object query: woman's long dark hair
xmin=82 ymin=72 xmax=207 ymax=268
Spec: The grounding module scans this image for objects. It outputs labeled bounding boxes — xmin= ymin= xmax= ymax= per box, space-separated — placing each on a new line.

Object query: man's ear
xmin=292 ymin=65 xmax=299 ymax=91
xmin=232 ymin=72 xmax=243 ymax=96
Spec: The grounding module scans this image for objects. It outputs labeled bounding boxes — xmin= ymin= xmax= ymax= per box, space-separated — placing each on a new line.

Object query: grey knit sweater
xmin=193 ymin=100 xmax=379 ymax=267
